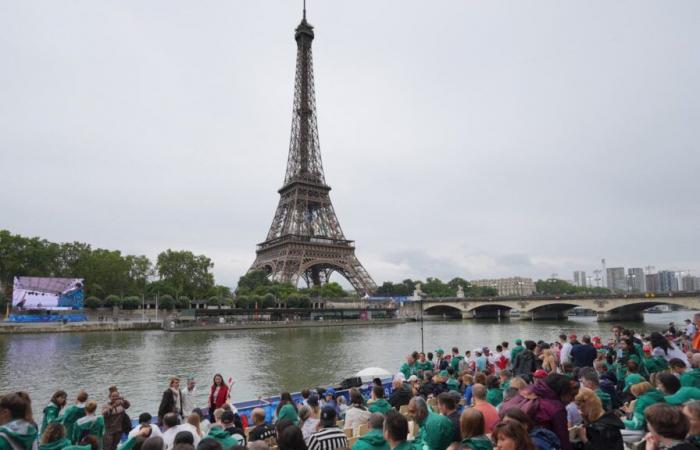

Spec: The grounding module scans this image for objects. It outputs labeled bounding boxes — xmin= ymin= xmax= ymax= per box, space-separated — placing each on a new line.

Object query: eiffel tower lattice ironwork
xmin=249 ymin=8 xmax=377 ymax=294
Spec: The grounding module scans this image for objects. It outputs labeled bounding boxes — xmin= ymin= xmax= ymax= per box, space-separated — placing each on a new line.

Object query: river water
xmin=0 ymin=311 xmax=695 ymax=418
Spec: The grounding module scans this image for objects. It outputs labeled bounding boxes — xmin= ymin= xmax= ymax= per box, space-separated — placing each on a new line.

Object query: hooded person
xmin=0 ymin=392 xmax=39 ymax=450
xmin=351 ymin=414 xmax=389 ymax=450
xmin=275 ymin=393 xmax=299 ymax=426
xmin=510 ymin=339 xmax=525 ymax=362
xmin=60 ymin=392 xmax=88 ymax=444
xmin=367 ymin=387 xmax=391 ymax=415
xmin=449 ymin=348 xmax=464 ymax=372
xmin=204 ymin=425 xmax=240 ymax=450
xmin=42 ymin=392 xmax=67 ymax=435
xmin=573 ymin=388 xmax=623 ymax=450
xmin=71 ymin=401 xmax=104 ymax=445
xmin=407 ymin=397 xmax=454 ymax=450
xmin=39 ymin=423 xmax=71 ymax=450
xmin=622 ymin=382 xmax=665 ymax=430
xmin=512 ymin=341 xmax=538 ymax=377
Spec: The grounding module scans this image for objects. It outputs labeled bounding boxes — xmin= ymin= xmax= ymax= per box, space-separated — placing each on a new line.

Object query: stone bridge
xmin=399 ymin=292 xmax=700 ymax=322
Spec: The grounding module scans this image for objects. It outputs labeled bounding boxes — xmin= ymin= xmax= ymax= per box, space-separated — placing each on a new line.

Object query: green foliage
xmin=156 ymin=250 xmax=214 ymax=300
xmin=159 ymin=295 xmax=175 ymax=310
xmin=103 ymin=295 xmax=121 ymax=308
xmin=301 ymin=282 xmax=347 ymax=299
xmin=121 ymin=296 xmax=141 ymax=310
xmin=208 ymin=296 xmax=221 ymax=307
xmin=262 ymin=293 xmax=276 ymax=308
xmin=298 ymin=295 xmax=311 ymax=308
xmin=84 ymin=296 xmax=102 ymax=309
xmin=286 ymin=294 xmax=301 ymax=308
xmin=236 ymin=295 xmax=250 ymax=309
xmin=176 ymin=296 xmax=191 ymax=309
xmin=535 ymin=279 xmax=611 ymax=295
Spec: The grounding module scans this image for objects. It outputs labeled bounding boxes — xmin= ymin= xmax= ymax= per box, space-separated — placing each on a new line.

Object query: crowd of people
xmin=3 ymin=315 xmax=700 ymax=450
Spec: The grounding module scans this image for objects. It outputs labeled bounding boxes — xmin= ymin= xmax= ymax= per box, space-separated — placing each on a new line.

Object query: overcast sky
xmin=1 ymin=1 xmax=699 ymax=289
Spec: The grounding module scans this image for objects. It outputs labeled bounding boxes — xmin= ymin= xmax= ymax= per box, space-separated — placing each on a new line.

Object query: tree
xmin=156 ymin=249 xmax=215 ymax=300
xmin=237 ymin=270 xmax=271 ymax=293
xmin=535 ymin=279 xmax=580 ymax=295
xmin=208 ymin=296 xmax=222 ymax=308
xmin=286 ymin=294 xmax=301 ymax=308
xmin=121 ymin=296 xmax=141 ymax=310
xmin=84 ymin=296 xmax=102 ymax=309
xmin=103 ymin=295 xmax=121 ymax=308
xmin=262 ymin=293 xmax=276 ymax=308
xmin=176 ymin=296 xmax=191 ymax=309
xmin=159 ymin=295 xmax=175 ymax=310
xmin=236 ymin=295 xmax=250 ymax=309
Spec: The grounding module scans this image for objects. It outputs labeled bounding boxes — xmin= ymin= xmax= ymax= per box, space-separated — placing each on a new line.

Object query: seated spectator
xmin=306 ymin=407 xmax=347 ymax=450
xmin=623 ymin=361 xmax=645 ymax=392
xmin=578 ymin=368 xmax=612 ymax=412
xmin=174 ymin=432 xmax=194 ymax=447
xmin=162 ymin=414 xmax=184 ymax=450
xmin=501 ymin=408 xmax=560 ymax=450
xmin=406 ymin=397 xmax=453 ymax=450
xmin=129 ymin=413 xmax=162 ymax=440
xmin=196 ymin=439 xmax=222 ymax=450
xmin=351 ymin=414 xmax=388 ymax=450
xmin=39 ymin=423 xmax=71 ymax=450
xmin=683 ymin=400 xmax=700 ymax=447
xmin=344 ymin=389 xmax=371 ymax=435
xmin=485 ymin=376 xmax=503 ymax=407
xmin=247 ymin=408 xmax=275 ymax=443
xmin=437 ymin=392 xmax=461 ymax=443
xmin=382 ymin=411 xmax=409 ymax=450
xmin=277 ymin=425 xmax=307 ymax=450
xmin=644 ymin=403 xmax=696 ymax=450
xmin=471 ymin=385 xmax=499 ymax=434
xmin=142 ymin=437 xmax=166 ymax=450
xmin=368 ymin=387 xmax=391 ymax=415
xmin=573 ymin=387 xmax=623 ymax=450
xmin=622 ymin=382 xmax=665 ymax=430
xmin=388 ymin=380 xmax=411 ymax=409
xmin=458 ymin=409 xmax=492 ymax=450
xmin=491 ymin=421 xmax=536 ymax=450
xmin=205 ymin=424 xmax=240 ymax=450
xmin=220 ymin=411 xmax=244 ymax=447
xmin=276 ymin=393 xmax=300 ymax=426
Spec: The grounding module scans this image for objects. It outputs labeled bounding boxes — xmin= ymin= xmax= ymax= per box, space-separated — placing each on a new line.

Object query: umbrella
xmin=355 ymin=367 xmax=392 ymax=383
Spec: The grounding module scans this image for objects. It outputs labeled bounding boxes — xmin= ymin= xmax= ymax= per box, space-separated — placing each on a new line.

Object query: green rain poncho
xmin=400 ymin=363 xmax=418 ymax=380
xmin=368 ymin=399 xmax=392 ymax=415
xmin=59 ymin=405 xmax=86 ymax=443
xmin=461 ymin=436 xmax=493 ymax=450
xmin=413 ymin=412 xmax=454 ymax=450
xmin=41 ymin=403 xmax=61 ymax=434
xmin=71 ymin=415 xmax=104 ymax=445
xmin=622 ymin=388 xmax=665 ymax=430
xmin=39 ymin=438 xmax=72 ymax=450
xmin=206 ymin=427 xmax=242 ymax=450
xmin=351 ymin=429 xmax=390 ymax=450
xmin=664 ymin=387 xmax=700 ymax=405
xmin=0 ymin=420 xmax=39 ymax=450
xmin=682 ymin=369 xmax=700 ymax=389
xmin=486 ymin=388 xmax=503 ymax=407
xmin=276 ymin=403 xmax=299 ymax=425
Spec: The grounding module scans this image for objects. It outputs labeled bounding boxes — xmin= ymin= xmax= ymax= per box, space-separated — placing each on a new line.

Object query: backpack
xmin=498 ymin=394 xmax=540 ymax=419
xmin=529 ymin=427 xmax=561 ymax=450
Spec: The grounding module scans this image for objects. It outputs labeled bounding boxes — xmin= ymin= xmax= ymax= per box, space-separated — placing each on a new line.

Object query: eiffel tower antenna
xmin=248 ymin=11 xmax=377 ymax=295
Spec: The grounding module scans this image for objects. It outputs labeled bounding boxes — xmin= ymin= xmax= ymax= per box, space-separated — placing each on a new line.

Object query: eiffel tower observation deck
xmin=249 ymin=6 xmax=377 ymax=295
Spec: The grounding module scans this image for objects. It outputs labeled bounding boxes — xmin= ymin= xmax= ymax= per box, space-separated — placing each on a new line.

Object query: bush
xmin=121 ymin=296 xmax=141 ymax=310
xmin=103 ymin=295 xmax=121 ymax=308
xmin=159 ymin=295 xmax=175 ymax=310
xmin=286 ymin=294 xmax=300 ymax=308
xmin=221 ymin=297 xmax=234 ymax=308
xmin=298 ymin=295 xmax=311 ymax=308
xmin=208 ymin=296 xmax=221 ymax=308
xmin=176 ymin=296 xmax=190 ymax=309
xmin=262 ymin=293 xmax=276 ymax=308
xmin=84 ymin=296 xmax=102 ymax=309
xmin=236 ymin=295 xmax=249 ymax=309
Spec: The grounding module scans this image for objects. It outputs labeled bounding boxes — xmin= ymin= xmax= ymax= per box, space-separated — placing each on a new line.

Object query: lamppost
xmin=420 ymin=295 xmax=424 ymax=354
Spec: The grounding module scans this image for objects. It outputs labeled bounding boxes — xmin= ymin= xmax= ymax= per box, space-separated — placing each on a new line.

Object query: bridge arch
xmin=424 ymin=304 xmax=463 ymax=319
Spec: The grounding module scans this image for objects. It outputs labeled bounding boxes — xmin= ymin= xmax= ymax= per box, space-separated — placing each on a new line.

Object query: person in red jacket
xmin=208 ymin=374 xmax=229 ymax=419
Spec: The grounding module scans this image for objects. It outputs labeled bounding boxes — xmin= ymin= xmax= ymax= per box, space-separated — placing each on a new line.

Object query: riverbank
xmin=0 ymin=320 xmax=162 ymax=334
xmin=164 ymin=317 xmax=407 ymax=332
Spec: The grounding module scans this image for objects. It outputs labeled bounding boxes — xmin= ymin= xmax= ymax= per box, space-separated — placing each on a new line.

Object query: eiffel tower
xmin=249 ymin=6 xmax=377 ymax=295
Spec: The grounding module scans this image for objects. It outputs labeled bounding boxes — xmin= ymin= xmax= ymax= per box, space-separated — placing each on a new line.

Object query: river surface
xmin=0 ymin=311 xmax=695 ymax=419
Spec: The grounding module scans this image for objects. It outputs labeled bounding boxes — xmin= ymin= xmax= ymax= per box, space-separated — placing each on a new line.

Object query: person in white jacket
xmin=343 ymin=389 xmax=371 ymax=435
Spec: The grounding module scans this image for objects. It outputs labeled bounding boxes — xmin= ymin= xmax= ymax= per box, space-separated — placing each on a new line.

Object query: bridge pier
xmin=462 ymin=309 xmax=511 ymax=320
xmin=520 ymin=310 xmax=569 ymax=321
xmin=597 ymin=310 xmax=644 ymax=322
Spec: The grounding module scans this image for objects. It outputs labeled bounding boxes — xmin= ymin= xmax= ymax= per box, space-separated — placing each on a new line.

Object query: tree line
xmin=375 ymin=277 xmax=498 ymax=297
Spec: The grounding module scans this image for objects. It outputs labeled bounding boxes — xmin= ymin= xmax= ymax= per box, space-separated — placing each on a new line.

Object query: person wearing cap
xmin=399 ymin=355 xmax=418 ymax=381
xmin=434 ymin=349 xmax=448 ymax=372
xmin=533 ymin=369 xmax=548 ymax=380
xmin=351 ymin=413 xmax=389 ymax=450
xmin=307 ymin=406 xmax=348 ymax=450
xmin=368 ymin=386 xmax=392 ymax=415
xmin=407 ymin=397 xmax=454 ymax=450
xmin=323 ymin=388 xmax=339 ymax=415
xmin=158 ymin=377 xmax=183 ymax=425
xmin=510 ymin=339 xmax=525 ymax=363
xmin=128 ymin=413 xmax=162 ymax=440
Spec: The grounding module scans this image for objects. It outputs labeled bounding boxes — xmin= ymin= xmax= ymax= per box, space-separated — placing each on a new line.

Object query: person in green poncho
xmin=275 ymin=392 xmax=299 ymax=425
xmin=206 ymin=426 xmax=240 ymax=450
xmin=656 ymin=371 xmax=700 ymax=405
xmin=485 ymin=376 xmax=503 ymax=408
xmin=682 ymin=401 xmax=700 ymax=447
xmin=0 ymin=392 xmax=38 ymax=450
xmin=40 ymin=423 xmax=72 ymax=450
xmin=368 ymin=386 xmax=392 ymax=415
xmin=622 ymin=381 xmax=665 ymax=430
xmin=622 ymin=360 xmax=645 ymax=392
xmin=399 ymin=355 xmax=418 ymax=381
xmin=71 ymin=401 xmax=104 ymax=446
xmin=459 ymin=409 xmax=493 ymax=450
xmin=449 ymin=348 xmax=464 ymax=372
xmin=407 ymin=397 xmax=454 ymax=450
xmin=382 ymin=411 xmax=412 ymax=450
xmin=60 ymin=391 xmax=88 ymax=444
xmin=416 ymin=353 xmax=433 ymax=375
xmin=352 ymin=413 xmax=389 ymax=450
xmin=445 ymin=369 xmax=459 ymax=393
xmin=671 ymin=355 xmax=700 ymax=389
xmin=510 ymin=339 xmax=524 ymax=362
xmin=42 ymin=391 xmax=68 ymax=434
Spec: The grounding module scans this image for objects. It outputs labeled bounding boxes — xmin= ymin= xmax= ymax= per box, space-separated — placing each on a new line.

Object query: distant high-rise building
xmin=627 ymin=268 xmax=646 ymax=292
xmin=646 ymin=273 xmax=660 ymax=292
xmin=681 ymin=275 xmax=698 ymax=292
xmin=658 ymin=271 xmax=679 ymax=292
xmin=606 ymin=267 xmax=626 ymax=292
xmin=573 ymin=271 xmax=587 ymax=287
